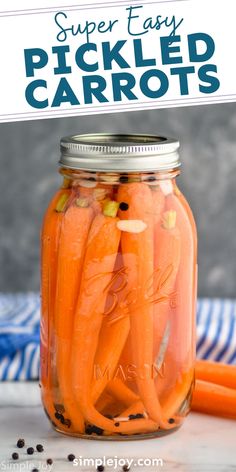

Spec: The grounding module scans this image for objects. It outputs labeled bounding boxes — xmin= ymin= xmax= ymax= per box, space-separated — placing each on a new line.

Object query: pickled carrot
xmin=173 ymin=183 xmax=198 ymax=251
xmin=41 ymin=189 xmax=70 ymax=373
xmin=55 ymin=197 xmax=94 ymax=432
xmin=196 ymin=360 xmax=236 ymax=390
xmin=40 ymin=187 xmax=70 ymax=427
xmin=71 ymin=205 xmax=122 ymax=425
xmin=173 ymin=184 xmax=198 ymax=343
xmin=161 ymin=369 xmax=194 ymax=419
xmin=166 ymin=192 xmax=197 ymax=368
xmin=92 ymin=254 xmax=130 ymax=404
xmin=120 ymin=369 xmax=193 ymax=424
xmin=119 ymin=186 xmax=166 ymax=380
xmin=153 ymin=209 xmax=181 ymax=361
xmin=117 ymin=182 xmax=171 ymax=429
xmin=192 ymin=380 xmax=236 ymax=420
xmin=92 ymin=314 xmax=130 ymax=404
xmin=42 ymin=390 xmax=76 ymax=433
xmin=71 ymin=201 xmax=162 ymax=434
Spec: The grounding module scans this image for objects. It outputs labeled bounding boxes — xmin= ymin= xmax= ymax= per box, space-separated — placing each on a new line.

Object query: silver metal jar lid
xmin=59 ymin=133 xmax=180 ymax=172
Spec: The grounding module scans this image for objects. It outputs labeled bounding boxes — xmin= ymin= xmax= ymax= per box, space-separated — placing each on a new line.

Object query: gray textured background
xmin=1 ymin=103 xmax=236 ymax=297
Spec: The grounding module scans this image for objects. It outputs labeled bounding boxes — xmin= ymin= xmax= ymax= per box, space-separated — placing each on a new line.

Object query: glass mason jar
xmin=40 ymin=134 xmax=197 ymax=440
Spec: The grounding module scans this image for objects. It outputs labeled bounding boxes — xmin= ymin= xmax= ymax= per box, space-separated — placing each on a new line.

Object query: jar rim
xmin=59 ymin=133 xmax=180 ymax=172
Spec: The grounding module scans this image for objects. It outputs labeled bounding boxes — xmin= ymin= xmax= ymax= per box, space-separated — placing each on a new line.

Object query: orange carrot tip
xmin=117 ymin=219 xmax=147 ymax=233
xmin=76 ymin=197 xmax=90 ymax=208
xmin=103 ymin=200 xmax=120 ymax=217
xmin=162 ymin=210 xmax=177 ymax=229
xmin=55 ymin=193 xmax=70 ymax=212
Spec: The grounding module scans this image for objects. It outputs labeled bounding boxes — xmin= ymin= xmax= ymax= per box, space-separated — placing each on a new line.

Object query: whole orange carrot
xmin=166 ymin=192 xmax=197 ymax=369
xmin=40 ymin=186 xmax=70 ymax=428
xmin=55 ymin=196 xmax=94 ymax=432
xmin=92 ymin=254 xmax=130 ymax=404
xmin=117 ymin=182 xmax=171 ymax=429
xmin=92 ymin=314 xmax=130 ymax=404
xmin=153 ymin=209 xmax=181 ymax=361
xmin=41 ymin=188 xmax=70 ymax=378
xmin=192 ymin=380 xmax=236 ymax=420
xmin=196 ymin=360 xmax=236 ymax=390
xmin=71 ymin=202 xmax=121 ymax=424
xmin=71 ymin=201 xmax=162 ymax=434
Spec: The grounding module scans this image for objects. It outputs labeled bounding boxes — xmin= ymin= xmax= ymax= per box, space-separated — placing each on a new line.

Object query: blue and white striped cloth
xmin=0 ymin=293 xmax=40 ymax=380
xmin=0 ymin=294 xmax=235 ymax=380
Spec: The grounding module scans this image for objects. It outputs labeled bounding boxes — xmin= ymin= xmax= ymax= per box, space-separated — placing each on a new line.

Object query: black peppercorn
xmin=97 ymin=466 xmax=105 ymax=472
xmin=129 ymin=413 xmax=144 ymax=420
xmin=17 ymin=438 xmax=25 ymax=448
xmin=12 ymin=452 xmax=19 ymax=460
xmin=36 ymin=444 xmax=44 ymax=452
xmin=27 ymin=447 xmax=34 ymax=455
xmin=128 ymin=414 xmax=136 ymax=420
xmin=146 ymin=175 xmax=156 ymax=182
xmin=168 ymin=418 xmax=175 ymax=424
xmin=123 ymin=465 xmax=130 ymax=471
xmin=85 ymin=424 xmax=104 ymax=435
xmin=46 ymin=458 xmax=53 ymax=465
xmin=119 ymin=175 xmax=129 ymax=183
xmin=32 ymin=469 xmax=39 ymax=472
xmin=119 ymin=202 xmax=129 ymax=211
xmin=55 ymin=411 xmax=64 ymax=421
xmin=114 ymin=422 xmax=120 ymax=427
xmin=68 ymin=454 xmax=75 ymax=462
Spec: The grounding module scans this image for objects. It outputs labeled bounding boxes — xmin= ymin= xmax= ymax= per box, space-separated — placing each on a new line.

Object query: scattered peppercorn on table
xmin=0 ymin=381 xmax=235 ymax=471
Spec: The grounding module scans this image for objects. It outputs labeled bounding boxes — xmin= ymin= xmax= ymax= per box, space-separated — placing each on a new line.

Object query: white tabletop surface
xmin=0 ymin=382 xmax=235 ymax=472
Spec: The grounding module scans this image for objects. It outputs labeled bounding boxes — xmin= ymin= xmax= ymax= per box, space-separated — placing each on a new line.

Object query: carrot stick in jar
xmin=166 ymin=192 xmax=197 ymax=369
xmin=152 ymin=209 xmax=181 ymax=361
xmin=92 ymin=312 xmax=130 ymax=404
xmin=121 ymin=369 xmax=193 ymax=423
xmin=71 ymin=201 xmax=161 ymax=435
xmin=117 ymin=182 xmax=171 ymax=429
xmin=40 ymin=186 xmax=70 ymax=429
xmin=92 ymin=253 xmax=131 ymax=404
xmin=55 ymin=196 xmax=94 ymax=432
xmin=71 ymin=202 xmax=122 ymax=422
